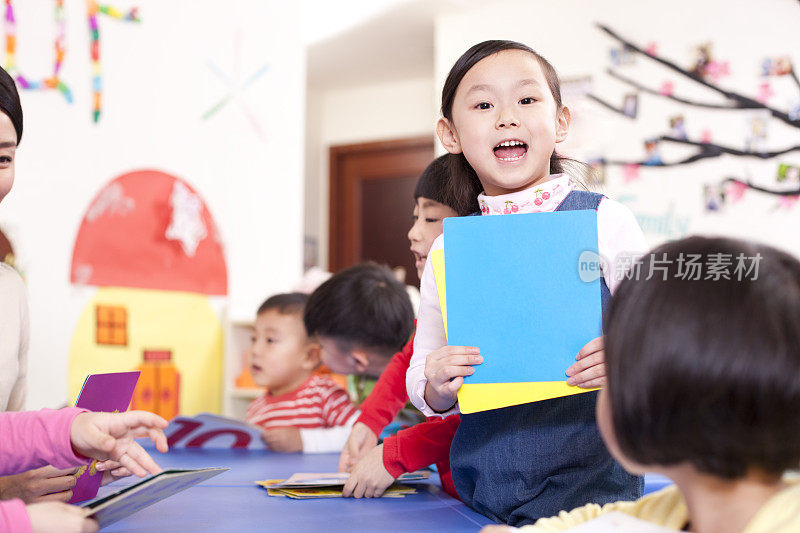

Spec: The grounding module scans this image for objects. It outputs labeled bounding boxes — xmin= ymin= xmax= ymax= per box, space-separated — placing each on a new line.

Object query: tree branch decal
xmin=592 ymin=23 xmax=800 ymax=129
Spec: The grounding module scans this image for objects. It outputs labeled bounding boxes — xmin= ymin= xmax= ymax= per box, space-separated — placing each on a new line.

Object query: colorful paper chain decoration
xmin=4 ymin=0 xmax=139 ymax=122
xmin=88 ymin=1 xmax=139 ymax=122
xmin=4 ymin=0 xmax=72 ymax=102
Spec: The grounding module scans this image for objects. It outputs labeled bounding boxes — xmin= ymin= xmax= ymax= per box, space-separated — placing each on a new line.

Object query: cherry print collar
xmin=477 ymin=175 xmax=574 ymax=215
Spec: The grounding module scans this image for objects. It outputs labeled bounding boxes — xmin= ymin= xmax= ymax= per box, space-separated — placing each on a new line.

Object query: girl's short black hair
xmin=304 ymin=262 xmax=414 ymax=355
xmin=0 ymin=66 xmax=22 ymax=144
xmin=605 ymin=236 xmax=800 ymax=479
xmin=414 ymin=154 xmax=472 ymax=216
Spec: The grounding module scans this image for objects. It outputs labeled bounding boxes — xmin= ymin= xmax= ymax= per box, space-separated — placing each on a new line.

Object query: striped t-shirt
xmin=246 ymin=374 xmax=358 ymax=430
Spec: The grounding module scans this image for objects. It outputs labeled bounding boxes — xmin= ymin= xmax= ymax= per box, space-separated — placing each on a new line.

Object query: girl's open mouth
xmin=493 ymin=140 xmax=528 ymax=162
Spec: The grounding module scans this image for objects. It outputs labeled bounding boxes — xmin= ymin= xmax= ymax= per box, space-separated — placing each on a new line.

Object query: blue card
xmin=444 ymin=211 xmax=602 ymax=385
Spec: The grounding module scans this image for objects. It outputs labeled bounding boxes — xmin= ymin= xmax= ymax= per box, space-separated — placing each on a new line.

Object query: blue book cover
xmin=444 ymin=211 xmax=602 ymax=385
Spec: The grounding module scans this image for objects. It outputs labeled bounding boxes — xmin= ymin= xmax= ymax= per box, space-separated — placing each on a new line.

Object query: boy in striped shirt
xmin=246 ymin=293 xmax=359 ymax=453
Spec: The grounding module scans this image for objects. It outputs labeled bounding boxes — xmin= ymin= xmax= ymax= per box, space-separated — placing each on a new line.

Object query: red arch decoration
xmin=70 ymin=169 xmax=227 ymax=295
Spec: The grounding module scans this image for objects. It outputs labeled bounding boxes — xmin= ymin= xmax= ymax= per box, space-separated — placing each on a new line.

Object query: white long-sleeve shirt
xmin=0 ymin=263 xmax=27 ymax=412
xmin=406 ymin=176 xmax=648 ymax=417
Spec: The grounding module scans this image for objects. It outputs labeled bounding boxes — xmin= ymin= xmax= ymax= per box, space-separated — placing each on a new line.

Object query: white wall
xmin=435 ymin=0 xmax=800 ymax=254
xmin=305 ymin=76 xmax=436 ymax=268
xmin=0 ymin=0 xmax=305 ymax=409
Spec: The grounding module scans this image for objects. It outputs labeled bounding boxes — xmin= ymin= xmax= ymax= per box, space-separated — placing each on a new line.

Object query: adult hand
xmin=26 ymin=501 xmax=98 ymax=533
xmin=0 ymin=466 xmax=78 ymax=503
xmin=69 ymin=411 xmax=168 ymax=477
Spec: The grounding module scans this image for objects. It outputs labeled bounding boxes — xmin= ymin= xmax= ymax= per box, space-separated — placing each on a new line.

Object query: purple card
xmin=69 ymin=371 xmax=140 ymax=503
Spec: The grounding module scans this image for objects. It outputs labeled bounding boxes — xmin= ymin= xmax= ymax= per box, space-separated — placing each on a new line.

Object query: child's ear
xmin=302 ymin=342 xmax=322 ymax=370
xmin=555 ymin=106 xmax=571 ymax=143
xmin=350 ymin=350 xmax=370 ymax=374
xmin=437 ymin=117 xmax=462 ymax=154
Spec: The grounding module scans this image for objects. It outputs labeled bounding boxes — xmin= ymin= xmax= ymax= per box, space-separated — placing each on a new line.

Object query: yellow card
xmin=430 ymin=248 xmax=448 ymax=336
xmin=458 ymin=381 xmax=597 ymax=414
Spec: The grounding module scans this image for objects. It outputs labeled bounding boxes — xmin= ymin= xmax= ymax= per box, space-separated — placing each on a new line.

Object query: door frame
xmin=328 ymin=136 xmax=434 ymax=273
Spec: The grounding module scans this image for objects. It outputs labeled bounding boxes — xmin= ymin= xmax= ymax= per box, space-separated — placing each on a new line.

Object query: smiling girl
xmin=406 ymin=41 xmax=647 ymax=526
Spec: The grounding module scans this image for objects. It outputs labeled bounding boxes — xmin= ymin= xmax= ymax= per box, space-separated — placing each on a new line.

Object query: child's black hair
xmin=605 ymin=236 xmax=800 ymax=479
xmin=414 ymin=154 xmax=475 ymax=216
xmin=257 ymin=292 xmax=308 ymax=317
xmin=0 ymin=66 xmax=22 ymax=144
xmin=440 ymin=40 xmax=594 ymax=215
xmin=304 ymin=262 xmax=414 ymax=357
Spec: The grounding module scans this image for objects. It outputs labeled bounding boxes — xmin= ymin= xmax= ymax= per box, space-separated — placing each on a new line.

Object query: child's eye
xmin=266 ymin=338 xmax=276 ymax=344
xmin=250 ymin=336 xmax=257 ymax=344
xmin=425 ymin=218 xmax=439 ymax=223
xmin=475 ymin=102 xmax=492 ymax=110
xmin=0 ymin=156 xmax=11 ymax=163
xmin=412 ymin=215 xmax=418 ymax=222
xmin=519 ymin=97 xmax=536 ymax=105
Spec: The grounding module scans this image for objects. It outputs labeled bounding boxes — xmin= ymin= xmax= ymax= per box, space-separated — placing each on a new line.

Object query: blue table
xmin=98 ymin=448 xmax=493 ymax=532
xmin=97 ymin=448 xmax=672 ymax=532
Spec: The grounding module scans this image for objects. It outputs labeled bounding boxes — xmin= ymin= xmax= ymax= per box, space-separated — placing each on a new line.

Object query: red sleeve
xmin=355 ymin=330 xmax=415 ymax=437
xmin=381 ymin=414 xmax=459 ymax=478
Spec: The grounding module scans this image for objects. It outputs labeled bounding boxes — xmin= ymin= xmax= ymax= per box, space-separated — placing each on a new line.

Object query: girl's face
xmin=438 ymin=50 xmax=570 ymax=196
xmin=408 ymin=197 xmax=458 ymax=279
xmin=0 ymin=112 xmax=17 ymax=203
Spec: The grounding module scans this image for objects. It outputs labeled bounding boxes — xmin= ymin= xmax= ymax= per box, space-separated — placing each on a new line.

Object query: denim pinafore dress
xmin=449 ymin=190 xmax=644 ymax=526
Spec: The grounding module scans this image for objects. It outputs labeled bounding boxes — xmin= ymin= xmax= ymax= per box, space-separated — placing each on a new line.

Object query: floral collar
xmin=477 ymin=174 xmax=573 ymax=215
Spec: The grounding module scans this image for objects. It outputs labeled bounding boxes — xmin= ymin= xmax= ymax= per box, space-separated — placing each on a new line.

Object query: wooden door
xmin=329 ymin=137 xmax=434 ymax=286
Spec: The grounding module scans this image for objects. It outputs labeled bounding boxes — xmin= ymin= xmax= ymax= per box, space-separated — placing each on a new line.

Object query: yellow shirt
xmin=518 ymin=478 xmax=800 ymax=533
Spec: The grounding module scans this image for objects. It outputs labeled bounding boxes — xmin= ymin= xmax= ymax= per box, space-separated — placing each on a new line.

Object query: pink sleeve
xmin=0 ymin=408 xmax=89 ymax=476
xmin=0 ymin=499 xmax=32 ymax=533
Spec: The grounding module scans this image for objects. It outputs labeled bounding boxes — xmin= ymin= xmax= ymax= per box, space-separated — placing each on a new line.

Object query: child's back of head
xmin=304 ymin=262 xmax=414 ymax=377
xmin=604 ymin=236 xmax=800 ymax=480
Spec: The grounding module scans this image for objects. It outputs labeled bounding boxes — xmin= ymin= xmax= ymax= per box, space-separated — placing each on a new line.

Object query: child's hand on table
xmin=261 ymin=427 xmax=302 ymax=452
xmin=423 ymin=345 xmax=482 ymax=413
xmin=26 ymin=501 xmax=98 ymax=533
xmin=338 ymin=422 xmax=378 ymax=472
xmin=565 ymin=336 xmax=606 ymax=388
xmin=341 ymin=444 xmax=394 ymax=498
xmin=69 ymin=411 xmax=168 ymax=477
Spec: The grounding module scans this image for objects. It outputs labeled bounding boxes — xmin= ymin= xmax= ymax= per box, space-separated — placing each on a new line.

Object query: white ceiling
xmin=306 ymin=0 xmax=473 ymax=89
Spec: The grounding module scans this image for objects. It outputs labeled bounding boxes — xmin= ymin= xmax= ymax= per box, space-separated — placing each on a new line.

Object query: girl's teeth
xmin=498 ymin=154 xmax=524 ymax=162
